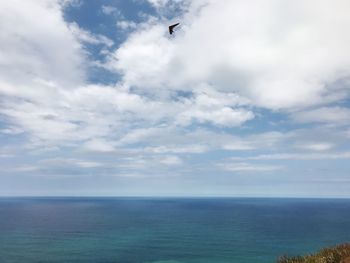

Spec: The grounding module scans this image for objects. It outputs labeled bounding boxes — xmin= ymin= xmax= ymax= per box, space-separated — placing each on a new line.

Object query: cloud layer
xmin=1 ymin=0 xmax=350 ymax=196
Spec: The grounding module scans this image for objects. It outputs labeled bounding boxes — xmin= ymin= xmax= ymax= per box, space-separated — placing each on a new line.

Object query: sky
xmin=1 ymin=0 xmax=350 ymax=197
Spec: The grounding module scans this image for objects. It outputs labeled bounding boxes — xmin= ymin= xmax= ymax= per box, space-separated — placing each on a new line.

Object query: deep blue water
xmin=0 ymin=198 xmax=349 ymax=263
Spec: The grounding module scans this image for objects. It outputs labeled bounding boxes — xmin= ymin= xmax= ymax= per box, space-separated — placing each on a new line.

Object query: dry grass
xmin=278 ymin=243 xmax=350 ymax=263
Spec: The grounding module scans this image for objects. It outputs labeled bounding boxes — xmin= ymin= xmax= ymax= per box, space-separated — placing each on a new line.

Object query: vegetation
xmin=278 ymin=243 xmax=350 ymax=263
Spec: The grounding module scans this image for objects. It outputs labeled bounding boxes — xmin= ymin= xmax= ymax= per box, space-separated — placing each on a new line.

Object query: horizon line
xmin=0 ymin=195 xmax=350 ymax=199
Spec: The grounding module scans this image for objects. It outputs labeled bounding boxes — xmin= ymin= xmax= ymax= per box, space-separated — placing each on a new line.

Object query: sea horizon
xmin=1 ymin=196 xmax=350 ymax=199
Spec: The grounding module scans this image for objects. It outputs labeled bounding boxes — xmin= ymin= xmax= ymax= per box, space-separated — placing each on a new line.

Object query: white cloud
xmin=292 ymin=107 xmax=350 ymax=124
xmin=116 ymin=20 xmax=138 ymax=31
xmin=1 ymin=158 xmax=105 ymax=176
xmin=0 ymin=154 xmax=14 ymax=158
xmin=159 ymin=155 xmax=183 ymax=166
xmin=60 ymin=0 xmax=82 ymax=8
xmin=40 ymin=158 xmax=103 ymax=168
xmin=116 ymin=127 xmax=165 ymax=146
xmin=113 ymin=154 xmax=184 ymax=173
xmin=4 ymin=0 xmax=328 ymax=150
xmin=83 ymin=138 xmax=116 ymax=152
xmin=219 ymin=162 xmax=282 ymax=172
xmin=107 ymin=24 xmax=174 ymax=88
xmin=147 ymin=0 xmax=170 ymax=7
xmin=146 ymin=0 xmax=189 ymax=9
xmin=110 ymin=0 xmax=350 ymax=111
xmin=0 ymin=0 xmax=85 ymax=88
xmin=146 ymin=0 xmax=191 ymax=14
xmin=296 ymin=142 xmax=334 ymax=151
xmin=117 ymin=127 xmax=292 ymax=155
xmin=143 ymin=145 xmax=207 ymax=154
xmin=69 ymin=22 xmax=114 ymax=47
xmin=74 ymin=161 xmax=103 ymax=168
xmin=175 ymin=87 xmax=254 ymax=127
xmin=223 ymin=131 xmax=292 ymax=151
xmin=12 ymin=165 xmax=40 ymax=172
xmin=230 ymin=152 xmax=350 ymax=161
xmin=0 ymin=126 xmax=23 ymax=135
xmin=101 ymin=5 xmax=117 ymax=15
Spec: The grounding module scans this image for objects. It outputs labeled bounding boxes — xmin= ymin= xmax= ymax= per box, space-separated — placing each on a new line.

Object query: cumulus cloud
xmin=110 ymin=0 xmax=350 ymax=111
xmin=0 ymin=0 xmax=85 ymax=88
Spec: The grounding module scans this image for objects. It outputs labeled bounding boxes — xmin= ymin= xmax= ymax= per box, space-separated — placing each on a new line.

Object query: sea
xmin=0 ymin=197 xmax=349 ymax=263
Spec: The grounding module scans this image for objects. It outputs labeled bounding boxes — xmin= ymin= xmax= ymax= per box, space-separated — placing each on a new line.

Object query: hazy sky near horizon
xmin=1 ymin=0 xmax=350 ymax=197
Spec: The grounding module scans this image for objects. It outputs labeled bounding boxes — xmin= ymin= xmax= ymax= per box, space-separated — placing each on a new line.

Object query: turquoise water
xmin=0 ymin=198 xmax=349 ymax=263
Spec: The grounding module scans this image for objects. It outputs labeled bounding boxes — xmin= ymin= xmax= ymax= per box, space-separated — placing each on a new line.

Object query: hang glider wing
xmin=169 ymin=23 xmax=180 ymax=35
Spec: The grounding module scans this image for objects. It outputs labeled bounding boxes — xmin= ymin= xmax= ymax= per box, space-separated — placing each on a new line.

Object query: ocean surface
xmin=0 ymin=198 xmax=349 ymax=263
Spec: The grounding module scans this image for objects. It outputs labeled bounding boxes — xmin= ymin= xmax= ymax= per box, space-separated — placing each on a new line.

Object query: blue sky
xmin=1 ymin=0 xmax=350 ymax=197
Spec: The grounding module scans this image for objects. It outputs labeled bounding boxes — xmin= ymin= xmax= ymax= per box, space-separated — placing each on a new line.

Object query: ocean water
xmin=0 ymin=198 xmax=349 ymax=263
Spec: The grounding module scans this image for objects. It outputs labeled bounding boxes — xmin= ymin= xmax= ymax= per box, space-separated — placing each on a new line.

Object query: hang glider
xmin=169 ymin=23 xmax=180 ymax=35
